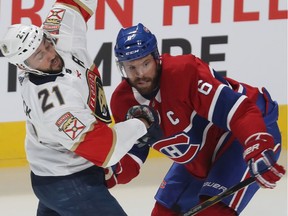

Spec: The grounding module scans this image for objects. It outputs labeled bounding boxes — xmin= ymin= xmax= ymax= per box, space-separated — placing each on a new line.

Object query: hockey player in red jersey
xmin=106 ymin=23 xmax=286 ymax=215
xmin=0 ymin=2 xmax=161 ymax=216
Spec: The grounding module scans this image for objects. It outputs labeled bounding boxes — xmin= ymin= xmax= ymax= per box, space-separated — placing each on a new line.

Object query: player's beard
xmin=43 ymin=53 xmax=64 ymax=74
xmin=128 ymin=66 xmax=161 ymax=96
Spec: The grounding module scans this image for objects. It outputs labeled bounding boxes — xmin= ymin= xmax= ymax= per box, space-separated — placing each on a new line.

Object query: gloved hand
xmin=243 ymin=132 xmax=286 ymax=189
xmin=104 ymin=144 xmax=149 ymax=188
xmin=104 ymin=165 xmax=119 ymax=188
xmin=126 ymin=105 xmax=163 ymax=147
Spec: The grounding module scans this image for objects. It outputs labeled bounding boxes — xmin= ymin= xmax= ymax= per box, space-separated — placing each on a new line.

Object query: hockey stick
xmin=183 ymin=177 xmax=255 ymax=216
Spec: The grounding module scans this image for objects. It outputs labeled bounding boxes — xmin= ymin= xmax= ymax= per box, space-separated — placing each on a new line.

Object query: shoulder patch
xmin=56 ymin=112 xmax=86 ymax=140
xmin=43 ymin=8 xmax=66 ymax=35
xmin=86 ymin=68 xmax=112 ymax=123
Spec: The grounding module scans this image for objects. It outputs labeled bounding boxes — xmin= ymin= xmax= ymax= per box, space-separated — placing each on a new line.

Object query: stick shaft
xmin=183 ymin=177 xmax=255 ymax=216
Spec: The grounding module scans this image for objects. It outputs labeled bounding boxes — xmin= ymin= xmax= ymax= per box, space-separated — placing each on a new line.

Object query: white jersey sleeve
xmin=42 ymin=0 xmax=95 ymax=53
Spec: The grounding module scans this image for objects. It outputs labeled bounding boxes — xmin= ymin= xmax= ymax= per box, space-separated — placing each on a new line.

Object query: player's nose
xmin=135 ymin=67 xmax=145 ymax=77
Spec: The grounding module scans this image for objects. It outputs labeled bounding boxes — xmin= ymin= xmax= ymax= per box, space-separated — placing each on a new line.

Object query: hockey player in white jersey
xmin=0 ymin=0 xmax=161 ymax=215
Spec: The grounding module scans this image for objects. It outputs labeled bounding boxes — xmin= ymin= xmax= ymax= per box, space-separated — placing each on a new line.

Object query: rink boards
xmin=0 ymin=104 xmax=286 ymax=167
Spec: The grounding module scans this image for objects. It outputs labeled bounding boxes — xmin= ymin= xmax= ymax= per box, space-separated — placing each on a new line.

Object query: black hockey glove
xmin=126 ymin=105 xmax=163 ymax=147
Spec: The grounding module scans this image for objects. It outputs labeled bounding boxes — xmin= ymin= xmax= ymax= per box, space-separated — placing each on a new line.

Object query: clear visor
xmin=115 ymin=51 xmax=160 ymax=78
xmin=116 ymin=61 xmax=128 ymax=78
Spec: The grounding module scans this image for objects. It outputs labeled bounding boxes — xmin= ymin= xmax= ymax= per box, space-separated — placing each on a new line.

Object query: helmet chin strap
xmin=25 ymin=68 xmax=64 ymax=76
xmin=18 ymin=61 xmax=64 ymax=76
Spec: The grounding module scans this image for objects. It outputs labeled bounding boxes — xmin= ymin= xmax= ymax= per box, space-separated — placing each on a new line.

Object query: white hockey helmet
xmin=0 ymin=24 xmax=44 ymax=69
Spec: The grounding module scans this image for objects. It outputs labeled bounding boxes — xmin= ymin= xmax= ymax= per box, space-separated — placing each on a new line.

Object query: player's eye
xmin=127 ymin=66 xmax=136 ymax=71
xmin=143 ymin=61 xmax=150 ymax=67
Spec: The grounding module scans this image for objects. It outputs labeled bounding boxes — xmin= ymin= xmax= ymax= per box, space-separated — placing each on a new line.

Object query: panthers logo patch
xmin=86 ymin=68 xmax=112 ymax=123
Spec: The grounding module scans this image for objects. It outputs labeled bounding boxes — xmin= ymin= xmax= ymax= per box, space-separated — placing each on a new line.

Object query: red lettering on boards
xmin=162 ymin=0 xmax=287 ymax=25
xmin=9 ymin=0 xmax=288 ymax=28
xmin=95 ymin=0 xmax=133 ymax=29
xmin=12 ymin=0 xmax=44 ymax=26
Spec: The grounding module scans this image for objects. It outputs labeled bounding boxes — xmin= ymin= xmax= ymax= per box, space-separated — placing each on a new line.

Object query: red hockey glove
xmin=104 ymin=165 xmax=119 ymax=188
xmin=243 ymin=133 xmax=285 ymax=189
xmin=104 ymin=147 xmax=148 ymax=188
xmin=126 ymin=105 xmax=163 ymax=147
